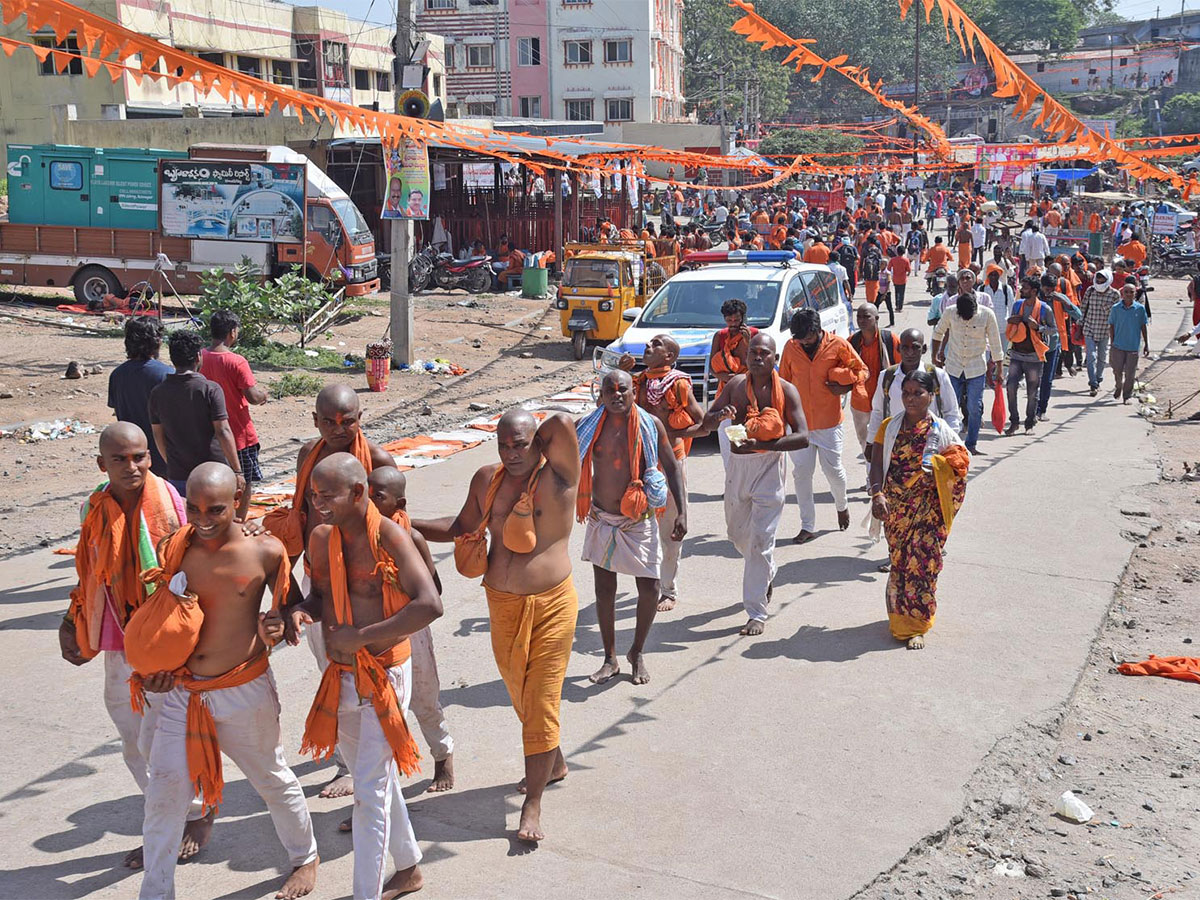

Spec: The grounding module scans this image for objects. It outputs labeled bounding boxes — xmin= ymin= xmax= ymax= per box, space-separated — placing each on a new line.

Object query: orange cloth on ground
xmin=803 ymin=243 xmax=831 ymax=264
xmin=744 ymin=370 xmax=786 ymax=444
xmin=1117 ymin=655 xmax=1200 ymax=684
xmin=263 ymin=432 xmax=374 ymax=558
xmin=926 ymin=244 xmax=953 ymax=270
xmin=68 ymin=473 xmax=181 ymax=659
xmin=484 ymin=574 xmax=579 ymax=755
xmin=577 ymin=406 xmax=650 ymax=522
xmin=634 ymin=366 xmax=696 ymax=459
xmin=128 ymin=536 xmax=290 ymax=813
xmin=779 ymin=332 xmax=867 ymax=430
xmin=301 ymin=503 xmax=420 ymax=777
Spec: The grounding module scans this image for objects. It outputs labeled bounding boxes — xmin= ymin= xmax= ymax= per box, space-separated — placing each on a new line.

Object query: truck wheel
xmin=572 ymin=330 xmax=587 ymax=360
xmin=74 ymin=266 xmax=121 ymax=306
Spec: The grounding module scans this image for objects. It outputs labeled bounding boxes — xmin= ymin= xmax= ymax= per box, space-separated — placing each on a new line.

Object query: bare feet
xmin=381 ymin=864 xmax=424 ymax=898
xmin=656 ymin=594 xmax=677 ymax=612
xmin=517 ymin=758 xmax=567 ymax=794
xmin=877 ymin=563 xmax=891 ymax=573
xmin=318 ymin=768 xmax=354 ymax=799
xmin=338 ymin=817 xmax=352 ymax=833
xmin=907 ymin=635 xmax=926 ymax=650
xmin=123 ymin=846 xmax=144 ymax=869
xmin=740 ymin=618 xmax=765 ymax=636
xmin=179 ymin=810 xmax=214 ymax=861
xmin=627 ymin=651 xmax=650 ymax=685
xmin=588 ymin=656 xmax=620 ymax=684
xmin=791 ymin=530 xmax=816 ymax=545
xmin=517 ymin=797 xmax=544 ymax=842
xmin=837 ymin=508 xmax=850 ymax=530
xmin=426 ymin=755 xmax=455 ymax=793
xmin=276 ymin=858 xmax=319 ymax=899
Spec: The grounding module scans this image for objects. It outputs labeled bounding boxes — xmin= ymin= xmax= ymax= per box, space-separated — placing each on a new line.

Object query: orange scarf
xmin=300 ymin=503 xmax=420 ymax=777
xmin=576 ymin=406 xmax=648 ymax=522
xmin=129 ymin=533 xmax=290 ymax=814
xmin=68 ymin=473 xmax=180 ymax=659
xmin=635 ymin=366 xmax=696 ymax=459
xmin=263 ymin=431 xmax=374 ymax=558
xmin=745 ymin=371 xmax=786 ymax=444
xmin=454 ymin=463 xmax=544 ymax=575
xmin=711 ymin=329 xmax=748 ymax=375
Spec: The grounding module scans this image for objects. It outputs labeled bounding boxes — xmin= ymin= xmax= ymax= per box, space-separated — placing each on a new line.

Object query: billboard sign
xmin=159 ymin=160 xmax=306 ymax=243
xmin=382 ymin=139 xmax=431 ymax=221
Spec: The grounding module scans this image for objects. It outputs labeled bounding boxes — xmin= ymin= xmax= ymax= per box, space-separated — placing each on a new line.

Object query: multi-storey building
xmin=416 ymin=0 xmax=684 ymax=123
xmin=0 ymin=0 xmax=446 ymax=154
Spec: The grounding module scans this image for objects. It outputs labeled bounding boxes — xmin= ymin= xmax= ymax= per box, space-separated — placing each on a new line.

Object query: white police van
xmin=596 ymin=250 xmax=852 ymax=407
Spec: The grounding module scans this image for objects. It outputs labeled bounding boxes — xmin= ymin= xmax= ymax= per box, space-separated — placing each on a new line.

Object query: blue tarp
xmin=1043 ymin=167 xmax=1099 ymax=181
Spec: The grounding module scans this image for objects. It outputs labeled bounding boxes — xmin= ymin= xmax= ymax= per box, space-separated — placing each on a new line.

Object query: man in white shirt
xmin=1018 ymin=222 xmax=1051 ymax=278
xmin=828 ymin=255 xmax=850 ymax=302
xmin=932 ymin=270 xmax=1004 ymax=454
xmin=979 ymin=264 xmax=1015 ymax=352
xmin=713 ymin=203 xmax=729 ymax=225
xmin=970 ymin=218 xmax=988 ymax=266
xmin=867 ymin=327 xmax=963 ymax=449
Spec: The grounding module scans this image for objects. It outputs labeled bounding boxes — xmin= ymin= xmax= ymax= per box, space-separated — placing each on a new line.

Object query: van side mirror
xmin=622 ymin=307 xmax=642 ymax=322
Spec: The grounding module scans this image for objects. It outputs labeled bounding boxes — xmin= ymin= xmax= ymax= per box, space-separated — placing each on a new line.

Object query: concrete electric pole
xmin=390 ymin=0 xmax=415 ymax=367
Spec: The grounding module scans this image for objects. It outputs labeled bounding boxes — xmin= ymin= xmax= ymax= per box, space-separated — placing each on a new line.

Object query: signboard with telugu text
xmin=159 ymin=159 xmax=305 ymax=243
xmin=1152 ymin=212 xmax=1179 ymax=235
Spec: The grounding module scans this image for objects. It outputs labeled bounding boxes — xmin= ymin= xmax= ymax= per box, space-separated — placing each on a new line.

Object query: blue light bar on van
xmin=686 ymin=250 xmax=795 ymax=264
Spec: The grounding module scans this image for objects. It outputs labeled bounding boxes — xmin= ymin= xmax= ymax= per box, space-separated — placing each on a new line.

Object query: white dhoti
xmin=408 ymin=626 xmax=454 ymax=761
xmin=581 ymin=507 xmax=661 ymax=580
xmin=339 ymin=660 xmax=423 ymax=900
xmin=788 ymin=423 xmax=849 ymax=532
xmin=658 ymin=457 xmax=686 ymax=600
xmin=850 ymin=407 xmax=872 ymax=477
xmin=140 ymin=670 xmax=317 ymax=900
xmin=724 ymin=449 xmax=787 ymax=622
xmin=104 ymin=651 xmax=204 ymax=820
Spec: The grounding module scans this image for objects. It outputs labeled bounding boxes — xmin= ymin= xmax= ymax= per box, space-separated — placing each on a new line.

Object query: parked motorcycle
xmin=433 ymin=253 xmax=493 ymax=294
xmin=408 ymin=245 xmax=437 ymax=293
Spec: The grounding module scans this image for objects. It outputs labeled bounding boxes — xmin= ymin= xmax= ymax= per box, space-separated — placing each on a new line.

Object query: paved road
xmin=0 ymin=276 xmax=1187 ymax=899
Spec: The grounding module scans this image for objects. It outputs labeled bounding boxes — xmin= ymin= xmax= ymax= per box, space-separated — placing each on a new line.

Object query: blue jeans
xmin=949 ymin=372 xmax=986 ymax=450
xmin=1037 ymin=345 xmax=1060 ymax=416
xmin=1084 ymin=333 xmax=1109 ymax=389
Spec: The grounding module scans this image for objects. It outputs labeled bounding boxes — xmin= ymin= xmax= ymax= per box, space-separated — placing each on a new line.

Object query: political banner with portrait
xmin=382 ymin=139 xmax=431 ymax=220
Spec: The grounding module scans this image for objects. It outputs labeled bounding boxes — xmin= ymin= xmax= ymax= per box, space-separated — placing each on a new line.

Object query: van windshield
xmin=638 ymin=279 xmax=780 ymax=328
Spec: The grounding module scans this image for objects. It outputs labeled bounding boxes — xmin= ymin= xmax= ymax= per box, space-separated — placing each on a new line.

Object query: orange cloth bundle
xmin=577 ymin=407 xmax=649 ymax=521
xmin=454 ymin=467 xmax=504 ymax=578
xmin=744 ymin=371 xmax=786 ymax=443
xmin=1117 ymin=655 xmax=1200 ymax=684
xmin=68 ymin=473 xmax=181 ymax=659
xmin=124 ymin=526 xmax=203 ymax=676
xmin=301 ymin=503 xmax=420 ymax=776
xmin=263 ymin=432 xmax=374 ymax=557
xmin=501 ymin=464 xmax=544 ymax=555
xmin=710 ymin=329 xmax=748 ymax=376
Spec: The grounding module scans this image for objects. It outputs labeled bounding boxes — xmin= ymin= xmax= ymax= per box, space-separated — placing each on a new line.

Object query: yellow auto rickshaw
xmin=555 ymin=241 xmax=676 ymax=359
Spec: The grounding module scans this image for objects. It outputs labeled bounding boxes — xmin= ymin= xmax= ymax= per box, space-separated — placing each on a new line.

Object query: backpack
xmin=881 ymin=363 xmax=944 ymax=419
xmin=906 ymin=229 xmax=923 ymax=253
xmin=861 ymin=253 xmax=881 ymax=281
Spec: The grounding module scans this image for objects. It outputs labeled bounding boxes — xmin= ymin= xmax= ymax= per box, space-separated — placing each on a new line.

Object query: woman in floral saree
xmin=868 ymin=368 xmax=970 ymax=649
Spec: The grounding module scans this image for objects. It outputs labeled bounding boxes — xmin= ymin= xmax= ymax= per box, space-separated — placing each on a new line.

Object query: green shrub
xmin=242 ymin=341 xmax=363 ymax=372
xmin=269 ymin=373 xmax=326 ymax=399
xmin=194 ymin=261 xmax=334 ymax=347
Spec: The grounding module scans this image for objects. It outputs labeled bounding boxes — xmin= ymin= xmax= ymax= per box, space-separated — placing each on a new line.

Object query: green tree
xmin=1160 ymin=93 xmax=1200 ymax=135
xmin=961 ymin=0 xmax=1083 ymax=52
xmin=683 ymin=0 xmax=791 ymax=126
xmin=758 ymin=129 xmax=865 ymax=164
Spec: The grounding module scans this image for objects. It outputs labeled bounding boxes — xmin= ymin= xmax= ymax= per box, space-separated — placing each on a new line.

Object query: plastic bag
xmin=1054 ymin=791 xmax=1093 ymax=824
xmin=991 ymin=384 xmax=1007 ymax=434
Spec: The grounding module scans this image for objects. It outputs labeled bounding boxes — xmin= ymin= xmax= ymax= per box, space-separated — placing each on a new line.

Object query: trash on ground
xmin=1054 ymin=790 xmax=1094 ymax=824
xmin=1 ymin=419 xmax=97 ymax=442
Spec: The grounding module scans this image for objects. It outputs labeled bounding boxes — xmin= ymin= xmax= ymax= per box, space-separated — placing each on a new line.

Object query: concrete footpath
xmin=0 ymin=301 xmax=1172 ymax=899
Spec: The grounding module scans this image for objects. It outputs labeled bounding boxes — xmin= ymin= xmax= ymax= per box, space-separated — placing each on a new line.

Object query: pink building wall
xmin=509 ymin=0 xmax=549 ymax=116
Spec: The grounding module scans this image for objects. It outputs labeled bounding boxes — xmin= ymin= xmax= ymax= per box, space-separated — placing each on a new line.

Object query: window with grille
xmin=36 ymin=36 xmax=82 ymax=75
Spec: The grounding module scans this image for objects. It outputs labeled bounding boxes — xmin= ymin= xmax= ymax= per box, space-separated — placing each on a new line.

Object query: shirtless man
xmin=619 ymin=335 xmax=703 ymax=611
xmin=415 ymin=411 xmax=579 ymax=842
xmin=136 ymin=463 xmax=318 ymax=900
xmin=60 ymin=423 xmax=210 ymax=870
xmin=701 ymin=334 xmax=809 ymax=636
xmin=367 ymin=467 xmax=455 ymax=793
xmin=577 ymin=371 xmax=686 ymax=684
xmin=264 ymin=383 xmax=395 ymax=798
xmin=291 ymin=454 xmax=442 ymax=899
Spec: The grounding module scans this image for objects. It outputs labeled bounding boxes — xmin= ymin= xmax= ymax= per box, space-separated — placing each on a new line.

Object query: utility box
xmin=5 ymin=144 xmax=186 ymax=230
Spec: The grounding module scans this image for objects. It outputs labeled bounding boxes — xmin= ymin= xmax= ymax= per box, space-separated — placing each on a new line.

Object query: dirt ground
xmin=0 ymin=283 xmax=592 ymax=557
xmin=854 ymin=340 xmax=1200 ymax=900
